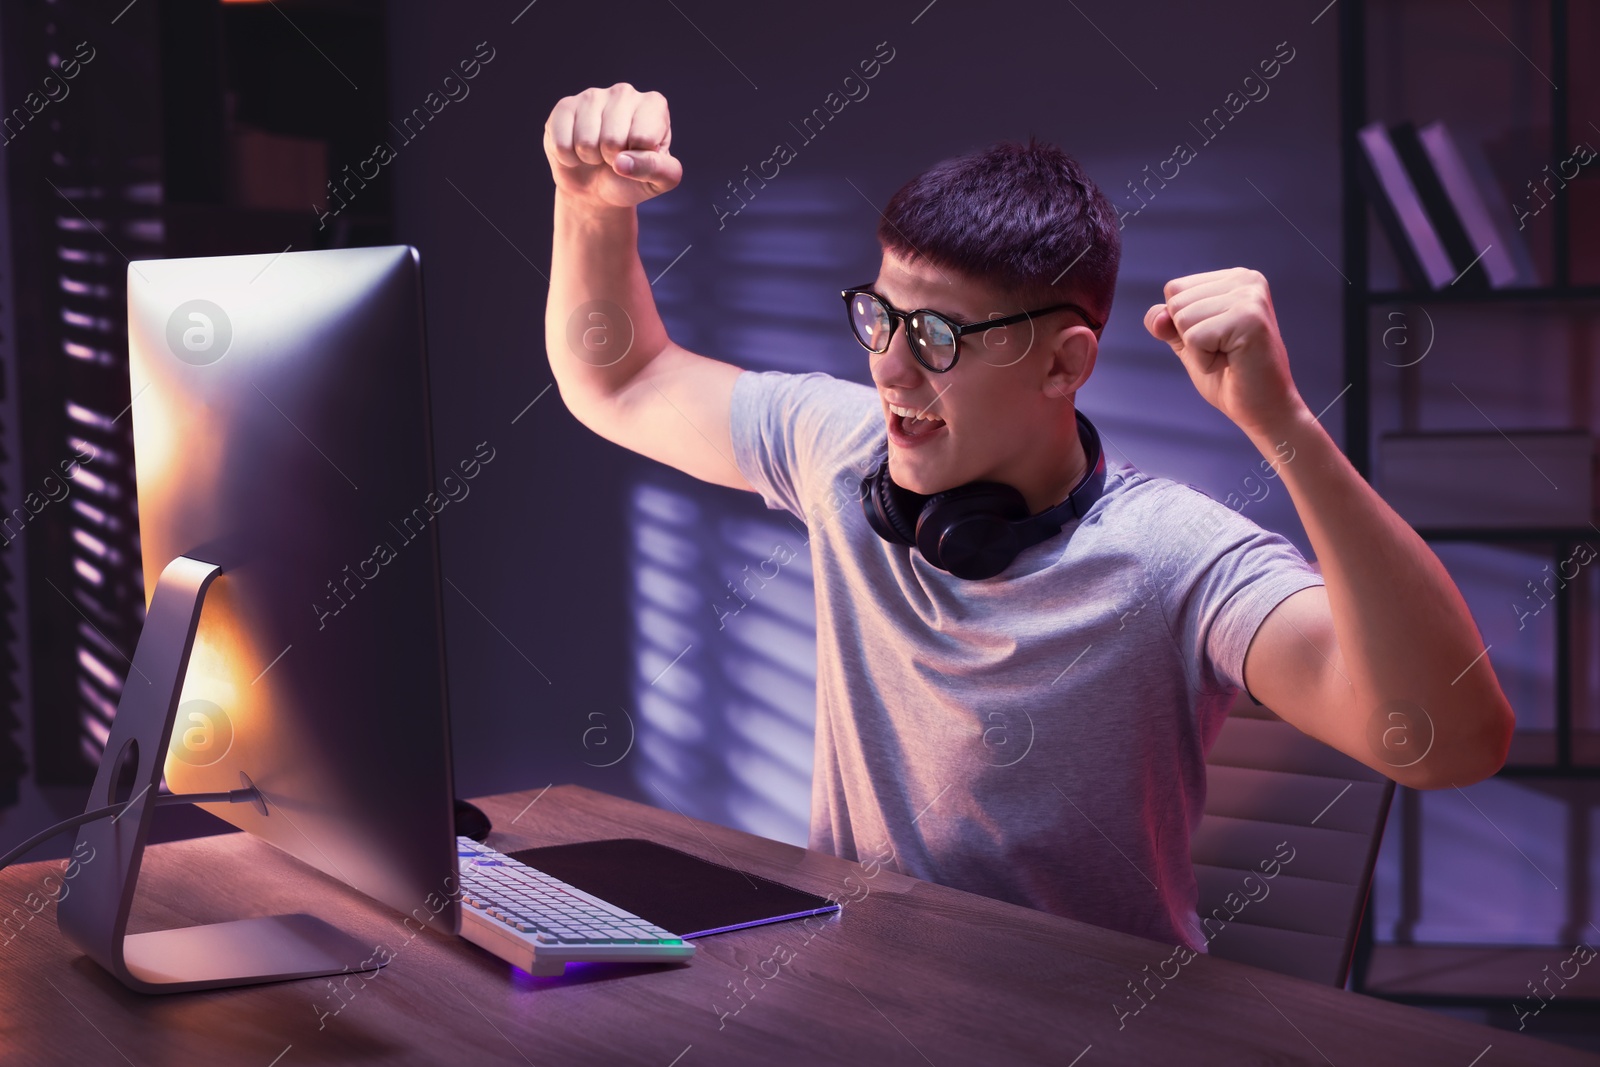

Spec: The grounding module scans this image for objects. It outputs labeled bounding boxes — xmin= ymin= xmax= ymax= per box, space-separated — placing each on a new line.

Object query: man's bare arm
xmin=543 ymin=82 xmax=751 ymax=491
xmin=1147 ymin=268 xmax=1514 ymax=789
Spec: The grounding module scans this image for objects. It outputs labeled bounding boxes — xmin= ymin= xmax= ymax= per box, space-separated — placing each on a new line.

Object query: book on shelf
xmin=1377 ymin=431 xmax=1595 ymax=529
xmin=1357 ymin=121 xmax=1456 ymax=289
xmin=1413 ymin=120 xmax=1530 ymax=288
xmin=1390 ymin=121 xmax=1489 ymax=289
xmin=1357 ymin=120 xmax=1535 ymax=290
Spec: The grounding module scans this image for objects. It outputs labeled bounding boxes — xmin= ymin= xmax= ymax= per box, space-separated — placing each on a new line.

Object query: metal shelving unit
xmin=1339 ymin=0 xmax=1599 ymax=1003
xmin=1341 ymin=0 xmax=1597 ymax=780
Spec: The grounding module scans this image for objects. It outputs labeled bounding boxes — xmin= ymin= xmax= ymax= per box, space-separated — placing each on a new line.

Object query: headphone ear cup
xmin=916 ymin=483 xmax=1030 ymax=580
xmin=860 ymin=462 xmax=925 ymax=547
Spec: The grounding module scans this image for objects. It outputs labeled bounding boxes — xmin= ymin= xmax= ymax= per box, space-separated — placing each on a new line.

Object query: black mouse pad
xmin=505 ymin=838 xmax=840 ymax=939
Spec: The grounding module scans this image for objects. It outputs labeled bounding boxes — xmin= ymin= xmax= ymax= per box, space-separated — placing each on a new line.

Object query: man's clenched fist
xmin=543 ymin=83 xmax=683 ymax=209
xmin=1144 ymin=268 xmax=1307 ymax=440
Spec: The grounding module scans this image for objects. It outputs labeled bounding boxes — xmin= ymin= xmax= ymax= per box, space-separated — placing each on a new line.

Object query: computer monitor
xmin=58 ymin=245 xmax=462 ymax=993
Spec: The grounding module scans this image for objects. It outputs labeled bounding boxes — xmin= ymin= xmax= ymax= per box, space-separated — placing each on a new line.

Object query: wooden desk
xmin=2 ymin=785 xmax=1591 ymax=1066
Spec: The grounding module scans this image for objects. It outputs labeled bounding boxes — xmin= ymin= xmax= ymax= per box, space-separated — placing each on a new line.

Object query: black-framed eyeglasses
xmin=840 ymin=285 xmax=1105 ymax=373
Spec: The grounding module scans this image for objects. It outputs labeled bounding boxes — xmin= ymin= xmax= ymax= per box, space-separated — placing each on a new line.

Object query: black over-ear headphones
xmin=859 ymin=409 xmax=1107 ymax=581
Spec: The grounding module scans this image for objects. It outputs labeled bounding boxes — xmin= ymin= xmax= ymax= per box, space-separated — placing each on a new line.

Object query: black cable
xmin=0 ymin=804 xmax=125 ymax=873
xmin=0 ymin=788 xmax=260 ymax=873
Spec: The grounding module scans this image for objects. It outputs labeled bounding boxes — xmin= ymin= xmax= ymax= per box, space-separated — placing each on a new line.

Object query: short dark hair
xmin=876 ymin=137 xmax=1121 ymax=328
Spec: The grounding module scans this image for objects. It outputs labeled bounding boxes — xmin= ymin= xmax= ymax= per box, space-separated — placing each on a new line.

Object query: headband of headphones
xmin=859 ymin=408 xmax=1107 ymax=580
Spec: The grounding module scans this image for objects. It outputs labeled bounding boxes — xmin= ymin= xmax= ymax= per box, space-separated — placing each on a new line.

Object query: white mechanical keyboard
xmin=455 ymin=836 xmax=695 ymax=976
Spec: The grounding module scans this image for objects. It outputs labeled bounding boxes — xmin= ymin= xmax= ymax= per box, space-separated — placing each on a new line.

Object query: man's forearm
xmin=1244 ymin=402 xmax=1513 ymax=783
xmin=545 ymin=191 xmax=671 ymax=399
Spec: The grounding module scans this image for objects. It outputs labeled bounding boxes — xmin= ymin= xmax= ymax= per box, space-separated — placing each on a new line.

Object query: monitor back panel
xmin=126 ymin=245 xmax=459 ymax=933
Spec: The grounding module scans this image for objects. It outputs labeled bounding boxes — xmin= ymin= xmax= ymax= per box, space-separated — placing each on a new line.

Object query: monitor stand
xmin=56 ymin=555 xmax=385 ymax=994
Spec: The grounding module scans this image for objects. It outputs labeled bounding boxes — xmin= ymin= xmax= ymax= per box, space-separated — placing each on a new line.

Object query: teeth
xmin=888 ymin=403 xmax=944 ymax=423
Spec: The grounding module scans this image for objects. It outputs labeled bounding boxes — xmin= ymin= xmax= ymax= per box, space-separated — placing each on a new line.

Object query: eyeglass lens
xmin=848 ymin=293 xmax=958 ymax=371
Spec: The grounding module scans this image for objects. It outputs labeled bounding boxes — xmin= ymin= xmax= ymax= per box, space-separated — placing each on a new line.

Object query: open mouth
xmin=888 ymin=403 xmax=946 ymax=440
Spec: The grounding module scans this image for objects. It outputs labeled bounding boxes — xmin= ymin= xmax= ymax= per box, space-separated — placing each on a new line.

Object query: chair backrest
xmin=1191 ymin=692 xmax=1396 ymax=986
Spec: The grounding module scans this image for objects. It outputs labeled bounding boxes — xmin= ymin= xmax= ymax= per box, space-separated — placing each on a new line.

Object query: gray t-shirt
xmin=728 ymin=369 xmax=1326 ymax=950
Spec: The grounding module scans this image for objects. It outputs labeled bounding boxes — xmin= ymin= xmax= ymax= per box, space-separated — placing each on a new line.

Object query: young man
xmin=542 ymin=83 xmax=1513 ymax=950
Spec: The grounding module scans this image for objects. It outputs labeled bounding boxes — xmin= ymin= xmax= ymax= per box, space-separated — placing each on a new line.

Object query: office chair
xmin=1190 ymin=689 xmax=1397 ymax=987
